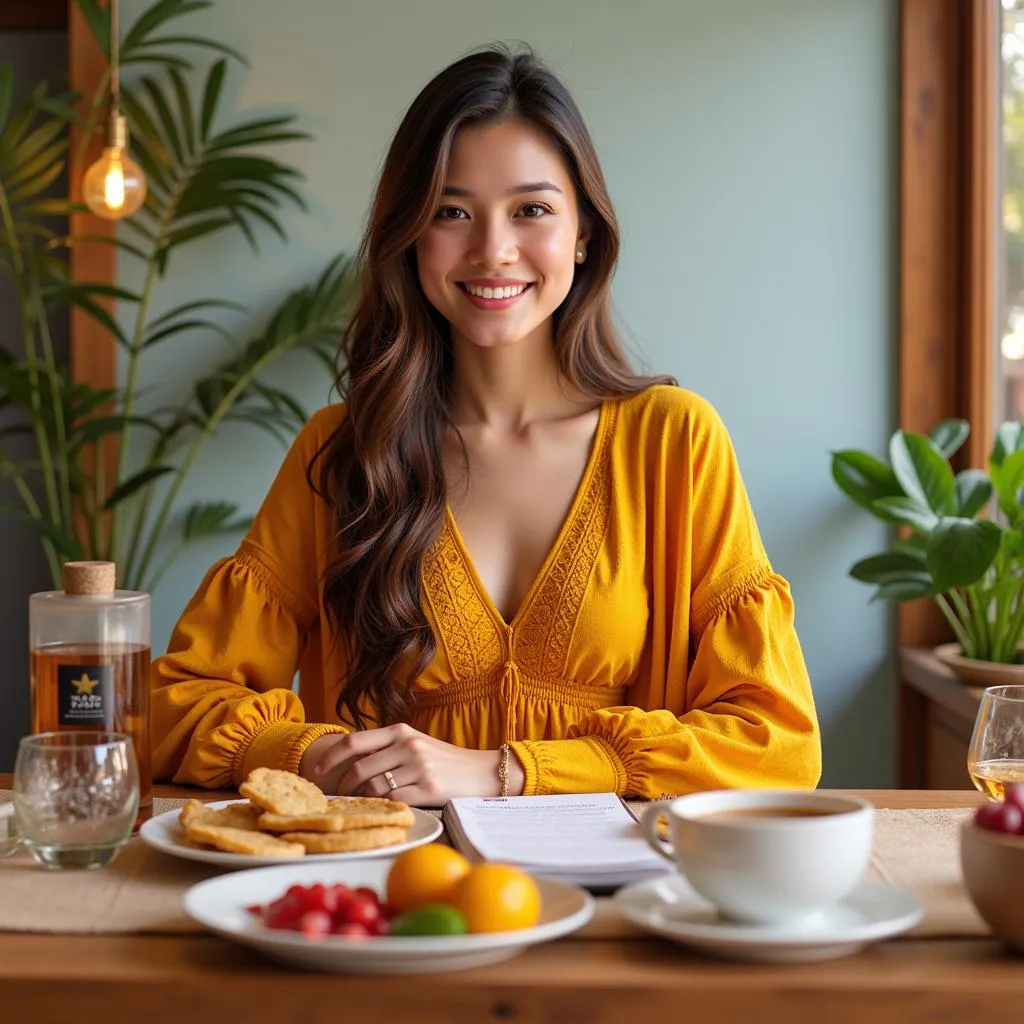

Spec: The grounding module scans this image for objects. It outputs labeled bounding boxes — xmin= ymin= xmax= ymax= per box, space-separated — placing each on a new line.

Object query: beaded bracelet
xmin=497 ymin=743 xmax=511 ymax=797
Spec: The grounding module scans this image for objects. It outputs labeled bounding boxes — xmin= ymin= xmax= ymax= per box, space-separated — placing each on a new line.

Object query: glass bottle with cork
xmin=29 ymin=561 xmax=152 ymax=823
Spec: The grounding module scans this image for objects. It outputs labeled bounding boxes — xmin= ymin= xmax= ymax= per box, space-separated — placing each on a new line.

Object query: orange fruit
xmin=385 ymin=844 xmax=472 ymax=911
xmin=449 ymin=863 xmax=542 ymax=933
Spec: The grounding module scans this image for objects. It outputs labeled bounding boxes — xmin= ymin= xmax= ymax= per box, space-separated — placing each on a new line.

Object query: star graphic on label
xmin=71 ymin=673 xmax=99 ymax=695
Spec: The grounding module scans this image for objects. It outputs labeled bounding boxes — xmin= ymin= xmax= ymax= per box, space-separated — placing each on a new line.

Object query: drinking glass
xmin=13 ymin=731 xmax=139 ymax=869
xmin=967 ymin=685 xmax=1024 ymax=799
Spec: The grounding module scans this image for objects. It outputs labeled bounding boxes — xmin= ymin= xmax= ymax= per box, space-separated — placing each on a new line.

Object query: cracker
xmin=280 ymin=827 xmax=409 ymax=853
xmin=184 ymin=821 xmax=306 ymax=857
xmin=258 ymin=798 xmax=415 ymax=833
xmin=239 ymin=767 xmax=328 ymax=817
xmin=178 ymin=799 xmax=261 ymax=832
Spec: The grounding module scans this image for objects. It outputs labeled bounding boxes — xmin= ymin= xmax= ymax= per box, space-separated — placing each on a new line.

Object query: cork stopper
xmin=62 ymin=561 xmax=116 ymax=596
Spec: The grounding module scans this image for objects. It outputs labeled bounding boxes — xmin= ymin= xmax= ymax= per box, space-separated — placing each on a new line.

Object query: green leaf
xmin=122 ymin=0 xmax=210 ymax=50
xmin=49 ymin=292 xmax=130 ymax=349
xmin=62 ymin=233 xmax=151 ymax=263
xmin=27 ymin=516 xmax=85 ymax=562
xmin=870 ymin=579 xmax=935 ymax=603
xmin=200 ymin=59 xmax=227 ymax=141
xmin=990 ymin=448 xmax=1024 ymax=521
xmin=147 ymin=297 xmax=244 ymax=329
xmin=930 ymin=419 xmax=971 ymax=459
xmin=160 ymin=216 xmax=234 ymax=257
xmin=71 ymin=415 xmax=160 ymax=446
xmin=849 ymin=552 xmax=934 ymax=585
xmin=140 ymin=76 xmax=185 ymax=167
xmin=831 ymin=450 xmax=902 ymax=510
xmin=871 ymin=496 xmax=939 ymax=533
xmin=143 ymin=317 xmax=233 ymax=347
xmin=182 ymin=500 xmax=252 ymax=540
xmin=223 ymin=408 xmax=292 ymax=446
xmin=7 ymin=161 xmax=64 ymax=204
xmin=926 ymin=517 xmax=1003 ymax=591
xmin=9 ymin=118 xmax=66 ymax=170
xmin=1000 ymin=528 xmax=1024 ymax=561
xmin=992 ymin=422 xmax=1024 ymax=468
xmin=0 ymin=66 xmax=13 ymax=134
xmin=103 ymin=466 xmax=175 ymax=510
xmin=5 ymin=139 xmax=67 ymax=195
xmin=131 ymin=35 xmax=247 ymax=66
xmin=955 ymin=469 xmax=993 ymax=518
xmin=167 ymin=68 xmax=196 ymax=155
xmin=889 ymin=431 xmax=957 ymax=514
xmin=75 ymin=0 xmax=109 ymax=55
xmin=67 ymin=387 xmax=119 ymax=421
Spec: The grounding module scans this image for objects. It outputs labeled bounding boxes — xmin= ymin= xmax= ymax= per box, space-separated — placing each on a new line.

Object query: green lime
xmin=389 ymin=903 xmax=469 ymax=936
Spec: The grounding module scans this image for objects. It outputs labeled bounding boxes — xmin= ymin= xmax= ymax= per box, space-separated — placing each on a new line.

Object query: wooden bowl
xmin=960 ymin=820 xmax=1024 ymax=953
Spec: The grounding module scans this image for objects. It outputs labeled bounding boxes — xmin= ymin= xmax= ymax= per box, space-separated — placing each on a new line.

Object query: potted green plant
xmin=0 ymin=0 xmax=356 ymax=592
xmin=832 ymin=419 xmax=1024 ymax=684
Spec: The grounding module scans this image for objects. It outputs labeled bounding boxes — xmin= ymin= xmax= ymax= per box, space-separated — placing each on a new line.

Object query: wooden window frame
xmin=899 ymin=0 xmax=996 ymax=649
xmin=898 ymin=0 xmax=996 ymax=787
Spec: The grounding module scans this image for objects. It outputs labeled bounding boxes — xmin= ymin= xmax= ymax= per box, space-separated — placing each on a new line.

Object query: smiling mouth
xmin=457 ymin=282 xmax=534 ymax=301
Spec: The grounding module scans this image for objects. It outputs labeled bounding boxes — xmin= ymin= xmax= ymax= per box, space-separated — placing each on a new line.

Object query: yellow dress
xmin=152 ymin=385 xmax=821 ymax=797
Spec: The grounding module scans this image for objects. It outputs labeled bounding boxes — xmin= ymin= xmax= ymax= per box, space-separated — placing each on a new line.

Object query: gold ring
xmin=383 ymin=770 xmax=398 ymax=792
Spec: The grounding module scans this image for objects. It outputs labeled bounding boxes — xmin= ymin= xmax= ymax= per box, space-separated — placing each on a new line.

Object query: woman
xmin=151 ymin=45 xmax=821 ymax=804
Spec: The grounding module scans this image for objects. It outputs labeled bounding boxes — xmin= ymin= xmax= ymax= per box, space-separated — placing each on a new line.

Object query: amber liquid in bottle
xmin=30 ymin=642 xmax=152 ymax=822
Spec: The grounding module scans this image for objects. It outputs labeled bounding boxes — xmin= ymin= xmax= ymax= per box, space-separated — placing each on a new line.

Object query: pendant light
xmin=82 ymin=0 xmax=147 ymax=220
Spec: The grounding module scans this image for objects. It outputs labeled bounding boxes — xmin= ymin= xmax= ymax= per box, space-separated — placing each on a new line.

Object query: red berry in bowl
xmin=297 ymin=910 xmax=333 ymax=938
xmin=1004 ymin=784 xmax=1024 ymax=814
xmin=974 ymin=800 xmax=1024 ymax=834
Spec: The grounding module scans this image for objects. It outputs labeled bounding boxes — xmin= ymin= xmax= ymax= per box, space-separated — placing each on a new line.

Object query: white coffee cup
xmin=641 ymin=789 xmax=874 ymax=926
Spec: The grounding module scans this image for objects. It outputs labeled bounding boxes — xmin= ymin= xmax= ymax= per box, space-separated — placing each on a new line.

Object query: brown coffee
xmin=699 ymin=807 xmax=838 ymax=821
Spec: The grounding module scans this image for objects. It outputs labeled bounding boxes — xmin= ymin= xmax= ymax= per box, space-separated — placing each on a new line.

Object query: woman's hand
xmin=301 ymin=724 xmax=524 ymax=806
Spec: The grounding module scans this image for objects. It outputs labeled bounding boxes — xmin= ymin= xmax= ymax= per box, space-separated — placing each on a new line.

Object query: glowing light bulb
xmin=82 ymin=114 xmax=146 ymax=221
xmin=104 ymin=158 xmax=125 ymax=210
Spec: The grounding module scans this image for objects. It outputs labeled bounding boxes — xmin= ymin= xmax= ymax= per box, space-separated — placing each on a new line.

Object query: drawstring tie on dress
xmin=499 ymin=624 xmax=520 ymax=744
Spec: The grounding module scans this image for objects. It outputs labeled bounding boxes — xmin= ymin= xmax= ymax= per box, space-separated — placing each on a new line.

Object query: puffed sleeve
xmin=509 ymin=390 xmax=821 ymax=797
xmin=151 ymin=407 xmax=348 ymax=788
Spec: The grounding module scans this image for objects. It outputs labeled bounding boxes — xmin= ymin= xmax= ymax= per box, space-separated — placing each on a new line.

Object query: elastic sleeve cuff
xmin=509 ymin=735 xmax=627 ymax=795
xmin=235 ymin=722 xmax=348 ymax=785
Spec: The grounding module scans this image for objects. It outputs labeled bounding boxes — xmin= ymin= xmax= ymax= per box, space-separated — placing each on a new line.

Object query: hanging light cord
xmin=110 ymin=0 xmax=120 ymax=113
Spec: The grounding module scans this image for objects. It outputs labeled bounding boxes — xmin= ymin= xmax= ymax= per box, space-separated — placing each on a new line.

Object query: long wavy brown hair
xmin=309 ymin=44 xmax=674 ymax=730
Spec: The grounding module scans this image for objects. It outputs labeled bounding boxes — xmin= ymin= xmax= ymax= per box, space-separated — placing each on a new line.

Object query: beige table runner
xmin=0 ymin=793 xmax=984 ymax=939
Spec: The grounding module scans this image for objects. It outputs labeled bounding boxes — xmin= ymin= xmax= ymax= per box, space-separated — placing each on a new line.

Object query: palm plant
xmin=0 ymin=0 xmax=355 ymax=591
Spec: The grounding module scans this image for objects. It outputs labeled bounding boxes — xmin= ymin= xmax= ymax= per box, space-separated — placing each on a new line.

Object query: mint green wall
xmin=119 ymin=0 xmax=897 ymax=786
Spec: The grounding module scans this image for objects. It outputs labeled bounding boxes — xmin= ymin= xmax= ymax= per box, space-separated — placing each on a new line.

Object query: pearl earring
xmin=575 ymin=248 xmax=585 ymax=263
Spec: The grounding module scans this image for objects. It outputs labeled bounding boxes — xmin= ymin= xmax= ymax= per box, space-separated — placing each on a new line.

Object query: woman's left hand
xmin=310 ymin=723 xmax=517 ymax=806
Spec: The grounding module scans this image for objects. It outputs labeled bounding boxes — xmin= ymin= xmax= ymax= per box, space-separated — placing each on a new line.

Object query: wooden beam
xmin=898 ymin=0 xmax=995 ymax=649
xmin=67 ymin=1 xmax=118 ymax=505
xmin=0 ymin=1 xmax=67 ymax=31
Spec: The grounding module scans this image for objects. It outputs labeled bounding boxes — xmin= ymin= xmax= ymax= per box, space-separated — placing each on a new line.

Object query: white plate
xmin=184 ymin=858 xmax=595 ymax=973
xmin=140 ymin=799 xmax=443 ymax=868
xmin=615 ymin=876 xmax=923 ymax=963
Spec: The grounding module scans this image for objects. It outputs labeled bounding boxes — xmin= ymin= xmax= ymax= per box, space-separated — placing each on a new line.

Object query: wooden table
xmin=1 ymin=780 xmax=1015 ymax=1024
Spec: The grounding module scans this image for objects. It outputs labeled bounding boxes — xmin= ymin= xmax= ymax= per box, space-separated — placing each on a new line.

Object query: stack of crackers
xmin=178 ymin=767 xmax=416 ymax=857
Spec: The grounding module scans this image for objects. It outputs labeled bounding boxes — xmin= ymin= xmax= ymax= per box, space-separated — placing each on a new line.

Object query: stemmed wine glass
xmin=967 ymin=685 xmax=1024 ymax=799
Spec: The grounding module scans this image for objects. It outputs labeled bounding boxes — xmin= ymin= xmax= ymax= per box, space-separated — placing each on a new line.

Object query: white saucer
xmin=615 ymin=876 xmax=923 ymax=963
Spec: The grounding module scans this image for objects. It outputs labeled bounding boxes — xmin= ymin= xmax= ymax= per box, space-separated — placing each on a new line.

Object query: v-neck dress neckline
xmin=443 ymin=400 xmax=612 ymax=633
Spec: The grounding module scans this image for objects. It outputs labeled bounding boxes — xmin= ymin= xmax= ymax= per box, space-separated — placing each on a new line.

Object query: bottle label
xmin=57 ymin=664 xmax=114 ymax=726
